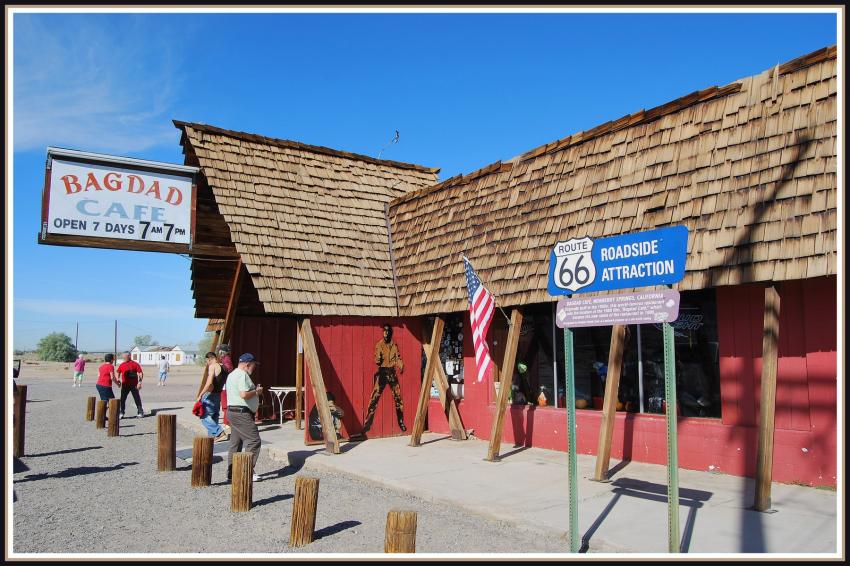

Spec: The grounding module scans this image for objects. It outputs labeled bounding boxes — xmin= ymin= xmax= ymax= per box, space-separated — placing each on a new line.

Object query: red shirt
xmin=117 ymin=360 xmax=143 ymax=386
xmin=97 ymin=363 xmax=115 ymax=387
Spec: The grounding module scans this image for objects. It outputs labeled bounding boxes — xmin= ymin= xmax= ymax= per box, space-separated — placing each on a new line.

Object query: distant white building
xmin=130 ymin=345 xmax=187 ymax=366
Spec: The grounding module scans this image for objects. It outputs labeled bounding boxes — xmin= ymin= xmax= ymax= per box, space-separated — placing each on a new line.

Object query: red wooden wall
xmin=427 ymin=276 xmax=837 ymax=486
xmin=304 ymin=316 xmax=423 ymax=441
xmin=230 ymin=315 xmax=298 ymax=388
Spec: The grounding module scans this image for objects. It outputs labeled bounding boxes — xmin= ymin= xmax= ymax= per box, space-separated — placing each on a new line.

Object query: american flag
xmin=463 ymin=256 xmax=496 ymax=383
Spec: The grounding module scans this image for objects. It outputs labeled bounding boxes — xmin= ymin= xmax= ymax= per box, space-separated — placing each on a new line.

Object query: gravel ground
xmin=13 ymin=377 xmax=569 ymax=554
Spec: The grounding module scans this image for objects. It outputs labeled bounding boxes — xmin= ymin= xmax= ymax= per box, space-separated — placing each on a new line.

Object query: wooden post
xmin=157 ymin=414 xmax=177 ymax=471
xmin=385 ymin=510 xmax=417 ymax=553
xmin=486 ymin=308 xmax=524 ymax=461
xmin=85 ymin=396 xmax=96 ymax=421
xmin=289 ymin=476 xmax=320 ymax=547
xmin=197 ymin=259 xmax=242 ymax=398
xmin=13 ymin=384 xmax=27 ymax=458
xmin=593 ymin=324 xmax=627 ymax=481
xmin=230 ymin=452 xmax=253 ymax=512
xmin=107 ymin=398 xmax=120 ymax=437
xmin=300 ymin=319 xmax=340 ymax=454
xmin=195 ymin=365 xmax=210 ymax=401
xmin=191 ymin=436 xmax=214 ymax=487
xmin=410 ymin=316 xmax=445 ymax=446
xmin=95 ymin=400 xmax=108 ymax=429
xmin=221 ymin=259 xmax=244 ymax=346
xmin=754 ymin=285 xmax=781 ymax=511
xmin=296 ymin=326 xmax=304 ymax=430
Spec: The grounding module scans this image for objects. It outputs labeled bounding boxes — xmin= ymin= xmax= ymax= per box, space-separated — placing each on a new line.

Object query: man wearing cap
xmin=224 ymin=353 xmax=264 ymax=483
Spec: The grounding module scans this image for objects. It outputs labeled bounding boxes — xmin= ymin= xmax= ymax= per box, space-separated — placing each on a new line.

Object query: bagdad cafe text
xmin=40 ymin=147 xmax=199 ymax=253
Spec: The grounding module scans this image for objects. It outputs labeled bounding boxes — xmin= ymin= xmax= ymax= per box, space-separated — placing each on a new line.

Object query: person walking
xmin=217 ymin=343 xmax=234 ymax=372
xmin=197 ymin=351 xmax=229 ymax=442
xmin=116 ymin=351 xmax=145 ymax=419
xmin=95 ymin=353 xmax=121 ymax=402
xmin=73 ymin=354 xmax=86 ymax=387
xmin=225 ymin=353 xmax=264 ymax=483
xmin=157 ymin=355 xmax=170 ymax=386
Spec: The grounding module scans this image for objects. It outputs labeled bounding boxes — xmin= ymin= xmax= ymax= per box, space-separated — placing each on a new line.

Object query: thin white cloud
xmin=15 ymin=297 xmax=195 ymax=320
xmin=13 ymin=14 xmax=186 ymax=154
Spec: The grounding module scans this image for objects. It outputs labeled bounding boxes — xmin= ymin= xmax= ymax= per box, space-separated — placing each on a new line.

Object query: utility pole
xmin=113 ymin=320 xmax=118 ymax=365
xmin=75 ymin=322 xmax=79 ymax=351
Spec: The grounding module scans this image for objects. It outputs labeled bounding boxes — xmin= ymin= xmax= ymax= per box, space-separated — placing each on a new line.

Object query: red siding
xmin=428 ymin=277 xmax=837 ymax=486
xmin=226 ymin=316 xmax=298 ymax=422
xmin=304 ymin=317 xmax=423 ymax=441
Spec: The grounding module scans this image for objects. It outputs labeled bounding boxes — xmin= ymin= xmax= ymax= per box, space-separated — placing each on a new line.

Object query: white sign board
xmin=555 ymin=289 xmax=681 ymax=329
xmin=41 ymin=148 xmax=198 ymax=253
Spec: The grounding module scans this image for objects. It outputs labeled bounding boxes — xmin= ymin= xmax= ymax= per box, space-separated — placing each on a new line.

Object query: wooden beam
xmin=300 ymin=319 xmax=340 ymax=454
xmin=295 ymin=325 xmax=304 ymax=430
xmin=38 ymin=232 xmax=239 ymax=258
xmin=486 ymin=308 xmax=524 ymax=461
xmin=593 ymin=324 xmax=627 ymax=481
xmin=409 ymin=317 xmax=446 ymax=446
xmin=754 ymin=285 xmax=781 ymax=511
xmin=421 ymin=341 xmax=467 ymax=441
xmin=220 ymin=259 xmax=244 ymax=345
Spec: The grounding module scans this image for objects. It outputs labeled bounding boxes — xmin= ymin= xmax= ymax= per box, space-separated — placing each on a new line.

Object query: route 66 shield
xmin=551 ymin=237 xmax=597 ymax=293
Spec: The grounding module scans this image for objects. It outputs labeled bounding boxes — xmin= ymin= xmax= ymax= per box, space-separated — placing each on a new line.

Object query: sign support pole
xmin=663 ymin=319 xmax=680 ymax=553
xmin=563 ymin=297 xmax=579 ymax=553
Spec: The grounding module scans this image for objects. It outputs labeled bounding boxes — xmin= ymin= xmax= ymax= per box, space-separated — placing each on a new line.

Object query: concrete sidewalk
xmin=154 ymin=400 xmax=838 ymax=554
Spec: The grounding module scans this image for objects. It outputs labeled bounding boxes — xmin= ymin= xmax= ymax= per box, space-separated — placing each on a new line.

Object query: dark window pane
xmin=640 ymin=288 xmax=721 ymax=418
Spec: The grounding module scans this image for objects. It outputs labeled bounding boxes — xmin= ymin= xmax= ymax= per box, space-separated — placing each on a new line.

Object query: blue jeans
xmin=200 ymin=392 xmax=223 ymax=437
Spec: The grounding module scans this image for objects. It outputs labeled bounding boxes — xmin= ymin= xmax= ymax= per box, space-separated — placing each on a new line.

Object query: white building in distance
xmin=130 ymin=345 xmax=188 ymax=366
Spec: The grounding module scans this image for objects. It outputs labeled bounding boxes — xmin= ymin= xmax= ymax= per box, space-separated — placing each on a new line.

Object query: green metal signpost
xmin=550 ymin=227 xmax=688 ymax=553
xmin=563 ymin=314 xmax=579 ymax=552
xmin=663 ymin=319 xmax=680 ymax=552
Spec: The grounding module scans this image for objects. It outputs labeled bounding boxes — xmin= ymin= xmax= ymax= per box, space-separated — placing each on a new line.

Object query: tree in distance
xmin=37 ymin=332 xmax=78 ymax=362
xmin=134 ymin=334 xmax=159 ymax=348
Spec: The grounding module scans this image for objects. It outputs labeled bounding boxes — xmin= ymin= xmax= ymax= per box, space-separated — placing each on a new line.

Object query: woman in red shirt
xmin=96 ymin=353 xmax=121 ymax=401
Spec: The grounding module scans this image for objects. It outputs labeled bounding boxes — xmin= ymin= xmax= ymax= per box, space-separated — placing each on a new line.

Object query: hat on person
xmin=238 ymin=352 xmax=260 ymax=364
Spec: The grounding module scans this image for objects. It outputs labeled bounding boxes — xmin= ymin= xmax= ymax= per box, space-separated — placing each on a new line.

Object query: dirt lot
xmin=11 ymin=368 xmax=569 ymax=555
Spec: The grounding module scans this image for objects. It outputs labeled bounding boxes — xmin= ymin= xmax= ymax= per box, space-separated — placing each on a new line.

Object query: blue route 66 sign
xmin=547 ymin=225 xmax=688 ymax=296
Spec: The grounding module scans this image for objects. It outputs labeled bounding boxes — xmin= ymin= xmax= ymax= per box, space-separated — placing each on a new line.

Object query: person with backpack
xmin=197 ymin=351 xmax=228 ymax=442
xmin=116 ymin=351 xmax=145 ymax=419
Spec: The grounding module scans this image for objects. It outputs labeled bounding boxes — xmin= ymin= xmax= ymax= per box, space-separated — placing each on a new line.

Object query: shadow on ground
xmin=14 ymin=462 xmax=140 ymax=483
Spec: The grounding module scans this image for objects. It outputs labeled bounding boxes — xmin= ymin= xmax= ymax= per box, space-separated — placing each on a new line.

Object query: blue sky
xmin=11 ymin=10 xmax=838 ymax=351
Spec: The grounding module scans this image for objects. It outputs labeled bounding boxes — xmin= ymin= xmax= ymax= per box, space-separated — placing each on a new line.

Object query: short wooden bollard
xmin=14 ymin=385 xmax=28 ymax=458
xmin=85 ymin=396 xmax=96 ymax=421
xmin=157 ymin=414 xmax=177 ymax=471
xmin=191 ymin=436 xmax=214 ymax=487
xmin=95 ymin=400 xmax=108 ymax=429
xmin=107 ymin=399 xmax=120 ymax=437
xmin=385 ymin=510 xmax=417 ymax=553
xmin=230 ymin=453 xmax=253 ymax=512
xmin=289 ymin=476 xmax=320 ymax=547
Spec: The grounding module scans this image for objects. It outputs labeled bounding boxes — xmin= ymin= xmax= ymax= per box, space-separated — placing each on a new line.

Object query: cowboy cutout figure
xmin=363 ymin=324 xmax=406 ymax=433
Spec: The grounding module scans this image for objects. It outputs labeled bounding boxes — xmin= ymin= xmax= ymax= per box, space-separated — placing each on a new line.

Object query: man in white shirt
xmin=157 ymin=355 xmax=170 ymax=386
xmin=225 ymin=353 xmax=264 ymax=483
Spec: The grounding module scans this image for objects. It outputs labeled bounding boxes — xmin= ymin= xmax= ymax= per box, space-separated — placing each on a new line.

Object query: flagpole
xmin=462 ymin=254 xmax=512 ymax=326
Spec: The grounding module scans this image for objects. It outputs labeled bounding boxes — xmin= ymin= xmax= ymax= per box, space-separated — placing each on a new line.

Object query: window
xmin=554 ymin=289 xmax=721 ymax=418
xmin=505 ymin=303 xmax=556 ymax=407
xmin=175 ymin=353 xmax=182 ymax=362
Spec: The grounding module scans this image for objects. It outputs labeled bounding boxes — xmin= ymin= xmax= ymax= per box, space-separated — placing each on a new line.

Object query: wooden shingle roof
xmin=388 ymin=45 xmax=838 ymax=316
xmin=177 ymin=121 xmax=439 ymax=317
